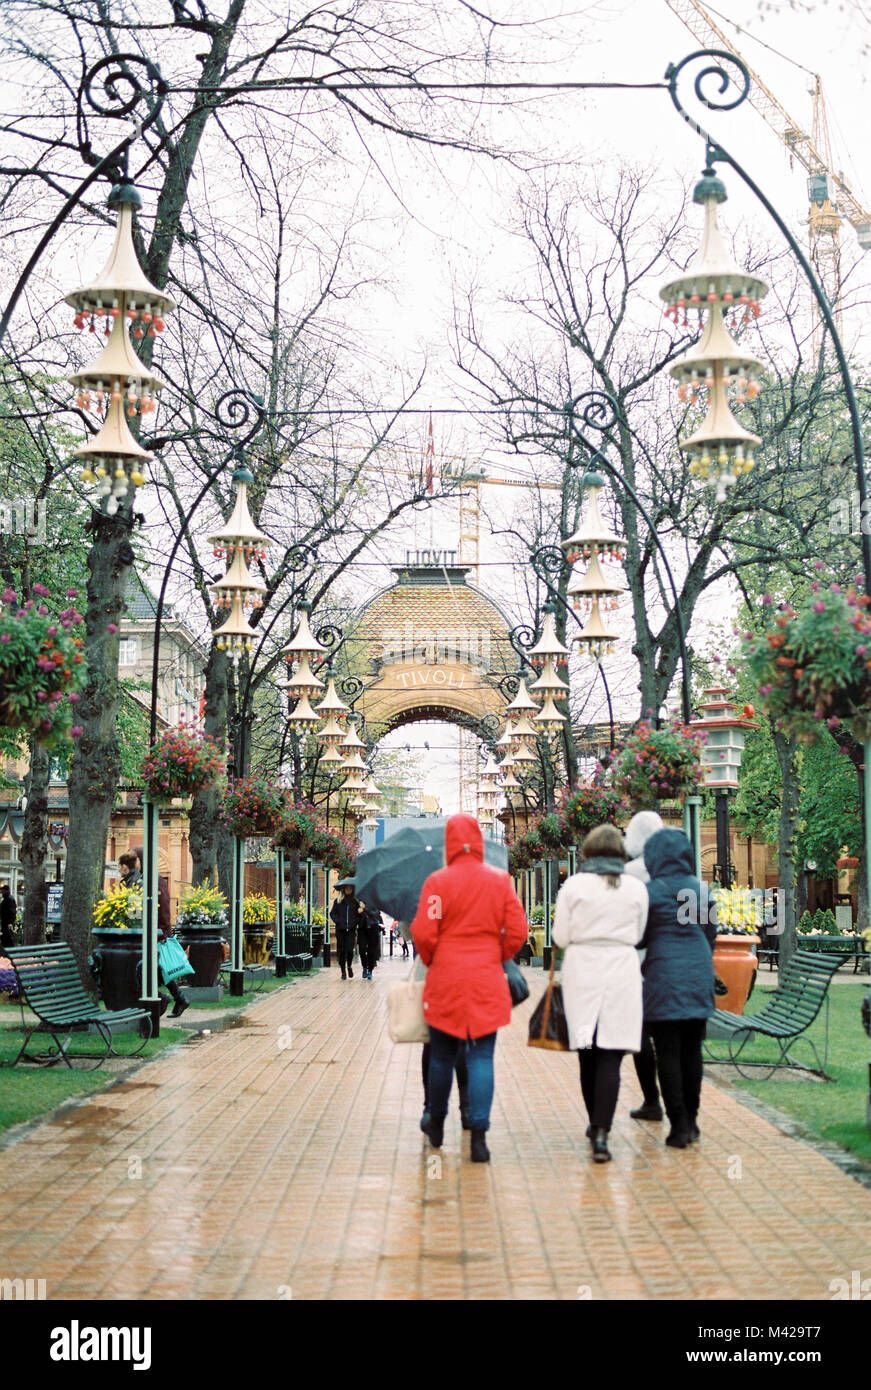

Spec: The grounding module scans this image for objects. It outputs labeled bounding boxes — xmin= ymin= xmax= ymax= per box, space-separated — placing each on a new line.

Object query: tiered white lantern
xmin=660 ymin=168 xmax=769 ymax=502
xmin=562 ymin=473 xmax=626 ymax=662
xmin=314 ymin=672 xmax=351 ymax=765
xmin=68 ymin=183 xmax=175 ymax=514
xmin=283 ymin=601 xmax=327 ymax=732
xmin=208 ymin=465 xmax=271 ymax=665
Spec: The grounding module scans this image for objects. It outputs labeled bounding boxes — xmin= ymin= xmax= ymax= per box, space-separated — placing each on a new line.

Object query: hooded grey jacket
xmin=641 ymin=829 xmax=715 ymax=1022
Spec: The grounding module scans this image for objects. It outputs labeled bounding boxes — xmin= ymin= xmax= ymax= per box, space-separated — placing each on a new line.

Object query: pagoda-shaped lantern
xmin=661 ymin=165 xmax=769 ymax=502
xmin=562 ymin=471 xmax=626 ymax=663
xmin=209 ymin=465 xmax=271 ymax=666
xmin=68 ymin=182 xmax=176 ymax=514
xmin=282 ymin=600 xmax=327 ymax=732
xmin=314 ymin=670 xmax=350 ymax=764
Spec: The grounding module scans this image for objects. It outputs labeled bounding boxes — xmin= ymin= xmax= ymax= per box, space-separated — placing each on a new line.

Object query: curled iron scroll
xmin=563 ymin=391 xmax=619 ymax=436
xmin=666 ymin=49 xmax=750 ymax=141
xmin=507 ymin=623 xmax=537 ymax=664
xmin=214 ymin=389 xmax=266 ymax=449
xmin=77 ymin=54 xmax=167 ymax=172
xmin=339 ymin=676 xmax=363 ymax=704
xmin=531 ymin=545 xmax=566 ymax=583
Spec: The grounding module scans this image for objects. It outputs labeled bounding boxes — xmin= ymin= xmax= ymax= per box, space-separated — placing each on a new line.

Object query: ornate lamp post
xmin=692 ymin=685 xmax=756 ymax=890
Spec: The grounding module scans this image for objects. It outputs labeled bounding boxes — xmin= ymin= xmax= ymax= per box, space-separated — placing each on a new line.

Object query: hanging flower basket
xmin=609 ymin=719 xmax=705 ymax=806
xmin=533 ymin=811 xmax=570 ymax=856
xmin=558 ymin=783 xmax=628 ymax=841
xmin=272 ymin=803 xmax=320 ymax=853
xmin=0 ymin=586 xmax=86 ymax=751
xmin=308 ymin=825 xmax=356 ymax=877
xmin=742 ymin=580 xmax=871 ymax=744
xmin=221 ymin=775 xmax=286 ymax=837
xmin=507 ymin=826 xmax=543 ymax=876
xmin=139 ymin=726 xmax=226 ymax=805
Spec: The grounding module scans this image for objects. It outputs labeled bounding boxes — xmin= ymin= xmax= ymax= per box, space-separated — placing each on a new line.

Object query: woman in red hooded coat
xmin=411 ymin=813 xmax=528 ymax=1162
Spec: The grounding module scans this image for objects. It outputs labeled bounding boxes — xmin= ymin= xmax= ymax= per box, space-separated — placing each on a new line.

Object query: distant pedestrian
xmin=358 ymin=902 xmax=381 ymax=980
xmin=330 ymin=879 xmax=364 ymax=980
xmin=0 ymin=884 xmax=17 ymax=951
xmin=411 ymin=813 xmax=528 ymax=1163
xmin=553 ymin=824 xmax=648 ymax=1164
xmin=623 ymin=810 xmax=665 ymax=1123
xmin=641 ymin=829 xmax=716 ymax=1149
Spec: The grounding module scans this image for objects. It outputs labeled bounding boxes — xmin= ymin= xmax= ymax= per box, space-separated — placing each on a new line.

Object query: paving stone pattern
xmin=2 ymin=956 xmax=871 ymax=1300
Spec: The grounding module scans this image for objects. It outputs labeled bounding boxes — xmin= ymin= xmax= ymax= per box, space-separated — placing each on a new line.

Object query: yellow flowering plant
xmin=177 ymin=882 xmax=228 ymax=928
xmin=242 ymin=893 xmax=276 ymax=925
xmin=713 ymin=884 xmax=762 ymax=936
xmin=92 ymin=881 xmax=143 ymax=930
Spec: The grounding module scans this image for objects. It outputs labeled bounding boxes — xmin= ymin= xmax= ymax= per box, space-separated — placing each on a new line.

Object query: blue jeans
xmin=427 ymin=1027 xmax=496 ymax=1131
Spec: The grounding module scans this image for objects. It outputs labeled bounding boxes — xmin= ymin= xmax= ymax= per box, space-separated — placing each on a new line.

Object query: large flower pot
xmin=243 ymin=922 xmax=275 ymax=965
xmin=713 ymin=934 xmax=760 ymax=1015
xmin=175 ymin=922 xmax=226 ymax=987
xmin=91 ymin=926 xmax=143 ymax=1011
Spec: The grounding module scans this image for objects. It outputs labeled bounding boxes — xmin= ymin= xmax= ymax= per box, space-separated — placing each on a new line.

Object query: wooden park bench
xmin=4 ymin=943 xmax=152 ymax=1069
xmin=703 ymin=949 xmax=844 ymax=1080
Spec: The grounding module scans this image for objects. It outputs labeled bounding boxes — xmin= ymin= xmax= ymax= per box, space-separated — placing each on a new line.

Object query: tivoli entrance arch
xmin=344 ymin=563 xmax=518 ymax=742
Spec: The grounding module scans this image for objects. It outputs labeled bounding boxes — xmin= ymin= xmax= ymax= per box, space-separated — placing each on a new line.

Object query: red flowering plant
xmin=609 ymin=719 xmax=705 ymax=806
xmin=558 ymin=783 xmax=628 ymax=841
xmin=308 ymin=824 xmax=356 ymax=877
xmin=741 ymin=576 xmax=871 ymax=743
xmin=272 ymin=802 xmax=320 ymax=853
xmin=0 ymin=585 xmax=86 ymax=751
xmin=534 ymin=811 xmax=571 ymax=855
xmin=221 ymin=774 xmax=286 ymax=837
xmin=139 ymin=726 xmax=226 ymax=804
xmin=507 ymin=825 xmax=543 ymax=876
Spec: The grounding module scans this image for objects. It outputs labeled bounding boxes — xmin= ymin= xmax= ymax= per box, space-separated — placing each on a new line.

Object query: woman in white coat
xmin=552 ymin=824 xmax=648 ymax=1163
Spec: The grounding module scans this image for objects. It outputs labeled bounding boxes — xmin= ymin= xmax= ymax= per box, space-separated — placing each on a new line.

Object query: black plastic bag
xmin=503 ymin=958 xmax=530 ymax=1007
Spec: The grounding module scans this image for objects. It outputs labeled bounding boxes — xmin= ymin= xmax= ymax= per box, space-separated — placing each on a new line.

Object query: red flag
xmin=425 ymin=412 xmax=434 ymax=494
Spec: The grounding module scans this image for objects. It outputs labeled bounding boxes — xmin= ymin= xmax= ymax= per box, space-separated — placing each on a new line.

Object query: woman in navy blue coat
xmin=642 ymin=829 xmax=716 ymax=1148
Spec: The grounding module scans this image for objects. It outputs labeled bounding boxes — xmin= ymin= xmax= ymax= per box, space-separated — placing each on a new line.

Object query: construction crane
xmin=665 ymin=0 xmax=871 ymax=341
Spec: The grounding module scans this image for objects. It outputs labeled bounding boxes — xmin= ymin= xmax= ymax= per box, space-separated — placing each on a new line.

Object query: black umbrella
xmin=354 ymin=819 xmax=508 ymax=922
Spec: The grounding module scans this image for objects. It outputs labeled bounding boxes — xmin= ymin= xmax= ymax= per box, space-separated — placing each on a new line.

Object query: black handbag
xmin=527 ymin=951 xmax=570 ymax=1051
xmin=503 ymin=958 xmax=530 ymax=1007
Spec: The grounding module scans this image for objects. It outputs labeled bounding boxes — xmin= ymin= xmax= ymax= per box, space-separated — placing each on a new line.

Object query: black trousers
xmin=649 ymin=1019 xmax=706 ymax=1132
xmin=358 ymin=933 xmax=379 ymax=972
xmin=336 ymin=931 xmax=356 ymax=973
xmin=422 ymin=1041 xmax=469 ymax=1115
xmin=632 ymin=1028 xmax=661 ymax=1106
xmin=578 ymin=1046 xmax=624 ymax=1132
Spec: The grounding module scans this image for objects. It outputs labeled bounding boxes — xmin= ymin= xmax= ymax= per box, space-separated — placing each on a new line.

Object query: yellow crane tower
xmin=665 ymin=0 xmax=871 ymax=343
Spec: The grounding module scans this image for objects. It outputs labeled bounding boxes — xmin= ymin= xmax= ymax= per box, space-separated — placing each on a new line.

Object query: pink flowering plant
xmin=559 ymin=783 xmax=627 ymax=840
xmin=741 ymin=578 xmax=871 ymax=743
xmin=309 ymin=824 xmax=356 ymax=876
xmin=610 ymin=719 xmax=705 ymax=805
xmin=0 ymin=585 xmax=85 ymax=751
xmin=221 ymin=774 xmax=286 ymax=837
xmin=139 ymin=726 xmax=226 ymax=804
xmin=507 ymin=825 xmax=543 ymax=876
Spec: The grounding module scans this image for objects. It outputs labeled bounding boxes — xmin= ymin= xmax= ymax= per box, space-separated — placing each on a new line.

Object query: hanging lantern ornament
xmin=281 ymin=598 xmax=329 ymax=665
xmin=67 ymin=181 xmax=176 ymax=514
xmin=561 ymin=472 xmax=627 ymax=567
xmin=526 ymin=604 xmax=571 ymax=669
xmin=568 ymin=550 xmax=624 ymax=616
xmin=661 ymin=165 xmax=769 ymax=502
xmin=207 ymin=464 xmax=270 ymax=564
xmin=210 ymin=466 xmax=272 ymax=666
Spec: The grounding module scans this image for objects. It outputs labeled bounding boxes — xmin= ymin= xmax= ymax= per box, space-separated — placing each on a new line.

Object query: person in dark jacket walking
xmin=641 ymin=829 xmax=716 ymax=1149
xmin=0 ymin=884 xmax=17 ymax=951
xmin=330 ymin=880 xmax=364 ymax=979
xmin=358 ymin=904 xmax=381 ymax=980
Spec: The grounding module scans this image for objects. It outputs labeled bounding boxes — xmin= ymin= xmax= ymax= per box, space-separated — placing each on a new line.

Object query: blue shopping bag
xmin=157 ymin=934 xmax=195 ymax=984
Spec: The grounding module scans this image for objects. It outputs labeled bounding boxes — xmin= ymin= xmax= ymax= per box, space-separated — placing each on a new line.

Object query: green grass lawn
xmin=0 ymin=1008 xmax=186 ymax=1135
xmin=706 ymin=978 xmax=871 ymax=1162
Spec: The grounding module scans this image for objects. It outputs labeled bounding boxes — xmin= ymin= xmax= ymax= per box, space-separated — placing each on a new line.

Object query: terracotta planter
xmin=713 ymin=934 xmax=760 ymax=1015
xmin=243 ymin=922 xmax=275 ymax=965
xmin=175 ymin=922 xmax=226 ymax=987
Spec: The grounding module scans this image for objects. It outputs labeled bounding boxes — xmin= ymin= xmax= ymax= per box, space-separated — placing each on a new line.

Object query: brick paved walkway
xmin=2 ymin=955 xmax=871 ymax=1300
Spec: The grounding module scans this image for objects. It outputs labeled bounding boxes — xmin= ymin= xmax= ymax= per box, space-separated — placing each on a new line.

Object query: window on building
xmin=118 ymin=638 xmax=139 ymax=666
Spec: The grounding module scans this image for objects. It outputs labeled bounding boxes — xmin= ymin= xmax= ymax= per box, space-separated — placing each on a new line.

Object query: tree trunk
xmin=20 ymin=740 xmax=50 ymax=945
xmin=189 ymin=645 xmax=230 ymax=886
xmin=59 ymin=520 xmax=129 ymax=982
xmin=774 ymin=728 xmax=800 ymax=970
xmin=848 ymin=743 xmax=868 ymax=930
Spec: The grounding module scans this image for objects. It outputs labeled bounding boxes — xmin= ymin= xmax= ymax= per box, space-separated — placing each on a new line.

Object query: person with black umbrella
xmin=330 ymin=879 xmax=364 ymax=980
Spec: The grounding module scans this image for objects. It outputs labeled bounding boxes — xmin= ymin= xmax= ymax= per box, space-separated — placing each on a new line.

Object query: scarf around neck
xmin=577 ymin=855 xmax=625 ymax=878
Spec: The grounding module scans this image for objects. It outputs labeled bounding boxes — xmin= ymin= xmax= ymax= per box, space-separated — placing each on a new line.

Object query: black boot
xmin=590 ymin=1127 xmax=611 ymax=1163
xmin=470 ymin=1129 xmax=490 ymax=1163
xmin=420 ymin=1113 xmax=443 ymax=1148
xmin=665 ymin=1127 xmax=690 ymax=1149
xmin=630 ymin=1102 xmax=664 ymax=1121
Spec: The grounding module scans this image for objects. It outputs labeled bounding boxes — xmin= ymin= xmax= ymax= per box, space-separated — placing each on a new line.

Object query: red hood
xmin=445 ymin=813 xmax=484 ymax=865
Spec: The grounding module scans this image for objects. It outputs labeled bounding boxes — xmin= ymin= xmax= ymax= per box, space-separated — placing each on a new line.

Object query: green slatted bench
xmin=5 ymin=943 xmax=152 ymax=1069
xmin=703 ymin=949 xmax=844 ymax=1080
